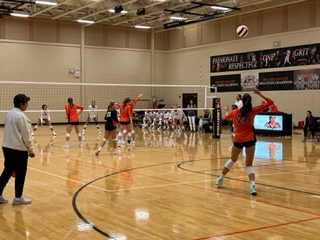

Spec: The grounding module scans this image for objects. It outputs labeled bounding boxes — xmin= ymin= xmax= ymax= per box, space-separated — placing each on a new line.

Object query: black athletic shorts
xmin=105 ymin=126 xmax=117 ymax=131
xmin=119 ymin=121 xmax=131 ymax=125
xmin=233 ymin=140 xmax=256 ymax=149
xmin=68 ymin=121 xmax=79 ymax=126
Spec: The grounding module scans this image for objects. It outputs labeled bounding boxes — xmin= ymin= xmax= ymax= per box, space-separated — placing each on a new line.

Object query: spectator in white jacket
xmin=0 ymin=94 xmax=35 ymax=205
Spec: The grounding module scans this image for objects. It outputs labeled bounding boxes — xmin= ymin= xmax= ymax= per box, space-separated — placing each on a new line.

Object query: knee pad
xmin=246 ymin=166 xmax=254 ymax=175
xmin=181 ymin=126 xmax=185 ymax=130
xmin=131 ymin=130 xmax=135 ymax=134
xmin=112 ymin=138 xmax=117 ymax=142
xmin=224 ymin=159 xmax=234 ymax=170
xmin=123 ymin=129 xmax=127 ymax=134
xmin=102 ymin=138 xmax=107 ymax=142
xmin=66 ymin=133 xmax=71 ymax=137
xmin=34 ymin=125 xmax=38 ymax=129
xmin=78 ymin=132 xmax=82 ymax=137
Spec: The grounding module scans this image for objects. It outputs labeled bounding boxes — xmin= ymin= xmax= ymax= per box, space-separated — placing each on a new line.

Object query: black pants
xmin=0 ymin=147 xmax=28 ymax=198
xmin=304 ymin=125 xmax=315 ymax=138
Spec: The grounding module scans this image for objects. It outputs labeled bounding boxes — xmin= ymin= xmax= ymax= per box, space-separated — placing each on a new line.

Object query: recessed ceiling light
xmin=10 ymin=11 xmax=29 ymax=17
xmin=135 ymin=25 xmax=151 ymax=29
xmin=170 ymin=16 xmax=187 ymax=20
xmin=35 ymin=0 xmax=58 ymax=6
xmin=211 ymin=5 xmax=232 ymax=11
xmin=77 ymin=19 xmax=95 ymax=24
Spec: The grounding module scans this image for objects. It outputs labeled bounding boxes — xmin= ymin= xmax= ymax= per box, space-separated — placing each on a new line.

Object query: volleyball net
xmin=0 ymin=80 xmax=217 ymax=124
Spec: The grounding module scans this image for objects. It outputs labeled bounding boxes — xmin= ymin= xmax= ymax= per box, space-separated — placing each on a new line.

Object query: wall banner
xmin=210 ymin=43 xmax=320 ymax=73
xmin=210 ymin=74 xmax=241 ymax=92
xmin=258 ymin=71 xmax=294 ymax=91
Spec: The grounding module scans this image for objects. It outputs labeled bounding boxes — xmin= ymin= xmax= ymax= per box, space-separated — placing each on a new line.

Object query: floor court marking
xmin=193 ymin=215 xmax=320 ymax=240
xmin=63 ymin=152 xmax=320 ymax=239
xmin=24 ymin=154 xmax=320 ymax=198
xmin=5 ymin=150 xmax=319 ymax=238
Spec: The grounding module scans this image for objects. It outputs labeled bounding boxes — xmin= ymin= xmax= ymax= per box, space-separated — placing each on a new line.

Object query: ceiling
xmin=0 ymin=0 xmax=307 ymax=29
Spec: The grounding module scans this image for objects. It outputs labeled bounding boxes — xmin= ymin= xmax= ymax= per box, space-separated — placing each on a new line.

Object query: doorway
xmin=182 ymin=93 xmax=198 ymax=117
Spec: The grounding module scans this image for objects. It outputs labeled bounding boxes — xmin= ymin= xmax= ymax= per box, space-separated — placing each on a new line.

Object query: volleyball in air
xmin=236 ymin=25 xmax=249 ymax=38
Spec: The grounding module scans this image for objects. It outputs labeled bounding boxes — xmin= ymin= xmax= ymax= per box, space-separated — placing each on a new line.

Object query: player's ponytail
xmin=122 ymin=98 xmax=131 ymax=110
xmin=240 ymin=93 xmax=252 ymax=116
xmin=68 ymin=98 xmax=74 ymax=108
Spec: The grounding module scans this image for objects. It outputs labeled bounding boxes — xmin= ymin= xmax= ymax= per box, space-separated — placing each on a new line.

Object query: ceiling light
xmin=135 ymin=25 xmax=151 ymax=29
xmin=170 ymin=16 xmax=187 ymax=21
xmin=35 ymin=0 xmax=58 ymax=6
xmin=211 ymin=5 xmax=232 ymax=11
xmin=77 ymin=19 xmax=94 ymax=24
xmin=10 ymin=11 xmax=30 ymax=18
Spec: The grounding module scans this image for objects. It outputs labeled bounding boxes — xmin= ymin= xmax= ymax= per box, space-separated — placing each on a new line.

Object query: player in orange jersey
xmin=268 ymin=103 xmax=278 ymax=112
xmin=215 ymin=88 xmax=274 ymax=196
xmin=63 ymin=98 xmax=84 ymax=148
xmin=128 ymin=94 xmax=142 ymax=144
xmin=115 ymin=97 xmax=133 ymax=146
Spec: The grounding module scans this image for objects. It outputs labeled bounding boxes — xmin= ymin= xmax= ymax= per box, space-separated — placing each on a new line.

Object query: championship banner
xmin=210 ymin=43 xmax=320 ymax=73
xmin=210 ymin=74 xmax=241 ymax=92
xmin=212 ymin=98 xmax=221 ymax=138
xmin=294 ymin=69 xmax=320 ymax=90
xmin=258 ymin=71 xmax=294 ymax=91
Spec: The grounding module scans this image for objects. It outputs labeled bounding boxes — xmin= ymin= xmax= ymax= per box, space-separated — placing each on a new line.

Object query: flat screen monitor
xmin=254 ymin=114 xmax=283 ymax=131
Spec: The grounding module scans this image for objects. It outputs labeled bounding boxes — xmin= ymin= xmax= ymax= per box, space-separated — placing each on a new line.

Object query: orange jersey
xmin=65 ymin=103 xmax=84 ymax=122
xmin=115 ymin=103 xmax=132 ymax=122
xmin=129 ymin=95 xmax=141 ymax=117
xmin=225 ymin=98 xmax=273 ymax=142
xmin=269 ymin=104 xmax=278 ymax=112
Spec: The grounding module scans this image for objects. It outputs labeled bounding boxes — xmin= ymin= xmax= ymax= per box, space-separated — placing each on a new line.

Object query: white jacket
xmin=2 ymin=108 xmax=34 ymax=155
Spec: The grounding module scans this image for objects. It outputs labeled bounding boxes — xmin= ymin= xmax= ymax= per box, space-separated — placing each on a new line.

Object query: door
xmin=182 ymin=93 xmax=198 ymax=118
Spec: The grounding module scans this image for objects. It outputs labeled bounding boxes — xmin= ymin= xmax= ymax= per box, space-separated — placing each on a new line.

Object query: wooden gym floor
xmin=0 ymin=125 xmax=319 ymax=240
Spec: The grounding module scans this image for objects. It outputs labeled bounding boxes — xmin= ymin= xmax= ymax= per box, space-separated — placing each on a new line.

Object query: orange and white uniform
xmin=225 ymin=98 xmax=273 ymax=143
xmin=65 ymin=104 xmax=84 ymax=123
